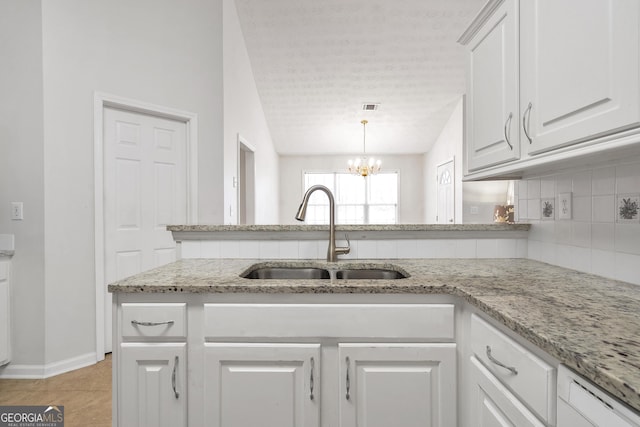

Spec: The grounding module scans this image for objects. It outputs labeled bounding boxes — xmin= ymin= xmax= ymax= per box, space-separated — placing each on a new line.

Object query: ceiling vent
xmin=362 ymin=103 xmax=380 ymax=111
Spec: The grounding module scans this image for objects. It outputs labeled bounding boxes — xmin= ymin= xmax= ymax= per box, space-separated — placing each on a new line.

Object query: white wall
xmin=279 ymin=155 xmax=425 ymax=224
xmin=424 ymin=98 xmax=464 ymax=223
xmin=223 ymin=0 xmax=279 ymax=225
xmin=0 ymin=1 xmax=46 ymax=366
xmin=518 ymin=158 xmax=640 ymax=286
xmin=0 ymin=0 xmax=225 ymax=371
xmin=40 ymin=0 xmax=223 ymax=367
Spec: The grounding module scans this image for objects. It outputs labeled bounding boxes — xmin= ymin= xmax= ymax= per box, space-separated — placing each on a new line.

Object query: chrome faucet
xmin=295 ymin=185 xmax=350 ymax=262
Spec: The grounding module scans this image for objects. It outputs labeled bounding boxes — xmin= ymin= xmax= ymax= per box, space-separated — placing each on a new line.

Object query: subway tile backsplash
xmin=180 ymin=238 xmax=529 ymax=261
xmin=517 ymin=159 xmax=640 ymax=285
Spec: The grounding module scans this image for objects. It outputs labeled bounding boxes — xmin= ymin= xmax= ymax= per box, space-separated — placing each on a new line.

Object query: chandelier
xmin=347 ymin=119 xmax=381 ymax=177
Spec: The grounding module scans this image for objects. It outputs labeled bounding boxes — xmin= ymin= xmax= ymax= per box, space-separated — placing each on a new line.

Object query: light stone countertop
xmin=168 ymin=223 xmax=530 ymax=240
xmin=167 ymin=224 xmax=530 ymax=232
xmin=108 ymin=258 xmax=640 ymax=414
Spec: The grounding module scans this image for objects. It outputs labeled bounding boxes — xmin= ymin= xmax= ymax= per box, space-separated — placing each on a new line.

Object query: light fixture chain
xmin=362 ymin=119 xmax=367 ymax=154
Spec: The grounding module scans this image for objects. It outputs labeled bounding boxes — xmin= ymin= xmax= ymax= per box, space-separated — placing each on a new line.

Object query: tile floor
xmin=0 ymin=354 xmax=111 ymax=427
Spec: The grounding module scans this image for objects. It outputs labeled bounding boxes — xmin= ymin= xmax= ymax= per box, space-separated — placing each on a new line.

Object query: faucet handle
xmin=336 ymin=233 xmax=351 ymax=256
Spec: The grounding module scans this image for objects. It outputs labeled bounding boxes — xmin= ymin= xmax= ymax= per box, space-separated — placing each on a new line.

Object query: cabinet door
xmin=470 ymin=356 xmax=545 ymax=427
xmin=339 ymin=343 xmax=457 ymax=427
xmin=521 ymin=0 xmax=640 ymax=155
xmin=119 ymin=343 xmax=187 ymax=427
xmin=204 ymin=343 xmax=320 ymax=427
xmin=465 ymin=0 xmax=520 ymax=172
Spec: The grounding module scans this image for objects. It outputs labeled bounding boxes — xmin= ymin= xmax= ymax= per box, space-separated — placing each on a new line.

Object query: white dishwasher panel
xmin=557 ymin=365 xmax=640 ymax=427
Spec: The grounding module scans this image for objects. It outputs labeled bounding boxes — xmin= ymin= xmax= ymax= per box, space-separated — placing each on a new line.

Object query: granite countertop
xmin=108 ymin=258 xmax=640 ymax=413
xmin=167 ymin=223 xmax=530 ymax=232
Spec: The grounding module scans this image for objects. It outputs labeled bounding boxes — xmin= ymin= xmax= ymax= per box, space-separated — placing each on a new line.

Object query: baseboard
xmin=0 ymin=352 xmax=97 ymax=379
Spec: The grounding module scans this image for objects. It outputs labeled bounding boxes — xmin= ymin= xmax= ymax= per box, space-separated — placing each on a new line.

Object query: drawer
xmin=471 ymin=313 xmax=555 ymax=424
xmin=204 ymin=303 xmax=455 ymax=340
xmin=470 ymin=356 xmax=546 ymax=427
xmin=121 ymin=303 xmax=187 ymax=339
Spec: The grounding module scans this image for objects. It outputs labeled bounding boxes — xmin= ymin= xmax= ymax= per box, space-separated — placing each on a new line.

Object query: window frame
xmin=301 ymin=170 xmax=400 ymax=225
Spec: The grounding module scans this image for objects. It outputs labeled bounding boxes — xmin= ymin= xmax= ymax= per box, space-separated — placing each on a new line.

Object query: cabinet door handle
xmin=172 ymin=355 xmax=180 ymax=399
xmin=345 ymin=356 xmax=351 ymax=400
xmin=131 ymin=320 xmax=175 ymax=327
xmin=503 ymin=112 xmax=514 ymax=150
xmin=309 ymin=357 xmax=315 ymax=401
xmin=522 ymin=102 xmax=533 ymax=144
xmin=486 ymin=345 xmax=518 ymax=375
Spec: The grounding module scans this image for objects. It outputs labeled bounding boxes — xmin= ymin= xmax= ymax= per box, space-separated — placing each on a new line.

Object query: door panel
xmin=204 ymin=343 xmax=321 ymax=427
xmin=339 ymin=343 xmax=457 ymax=427
xmin=119 ymin=343 xmax=187 ymax=427
xmin=465 ymin=0 xmax=520 ymax=171
xmin=521 ymin=0 xmax=640 ymax=154
xmin=104 ymin=107 xmax=187 ymax=352
xmin=437 ymin=160 xmax=454 ymax=224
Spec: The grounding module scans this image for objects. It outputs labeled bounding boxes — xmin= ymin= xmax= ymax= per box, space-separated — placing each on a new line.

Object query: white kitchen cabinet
xmin=202 ymin=342 xmax=456 ymax=427
xmin=119 ymin=343 xmax=187 ymax=427
xmin=0 ymin=259 xmax=10 ymax=366
xmin=203 ymin=343 xmax=321 ymax=427
xmin=339 ymin=343 xmax=457 ymax=427
xmin=470 ymin=314 xmax=555 ymax=424
xmin=470 ymin=356 xmax=546 ymax=427
xmin=460 ymin=0 xmax=640 ymax=178
xmin=201 ymin=302 xmax=456 ymax=427
xmin=520 ymin=0 xmax=640 ymax=155
xmin=115 ymin=303 xmax=188 ymax=427
xmin=463 ymin=0 xmax=520 ymax=171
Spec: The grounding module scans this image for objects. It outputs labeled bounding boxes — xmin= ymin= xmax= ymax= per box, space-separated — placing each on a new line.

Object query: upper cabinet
xmin=460 ymin=0 xmax=640 ymax=179
xmin=521 ymin=0 xmax=640 ymax=155
xmin=464 ymin=0 xmax=520 ymax=172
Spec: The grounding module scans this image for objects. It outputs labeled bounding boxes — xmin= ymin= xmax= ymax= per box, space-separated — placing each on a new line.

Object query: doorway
xmin=238 ymin=136 xmax=255 ymax=225
xmin=436 ymin=159 xmax=455 ymax=224
xmin=94 ymin=93 xmax=198 ymax=358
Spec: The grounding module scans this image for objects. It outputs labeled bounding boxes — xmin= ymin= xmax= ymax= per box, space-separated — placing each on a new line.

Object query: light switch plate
xmin=558 ymin=192 xmax=572 ymax=220
xmin=10 ymin=202 xmax=23 ymax=220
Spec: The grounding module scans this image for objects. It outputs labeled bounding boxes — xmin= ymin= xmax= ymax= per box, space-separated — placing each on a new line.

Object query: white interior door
xmin=103 ymin=107 xmax=187 ymax=352
xmin=238 ymin=138 xmax=255 ymax=225
xmin=436 ymin=160 xmax=455 ymax=224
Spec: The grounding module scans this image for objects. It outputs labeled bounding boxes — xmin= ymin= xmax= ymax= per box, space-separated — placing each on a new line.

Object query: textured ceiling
xmin=234 ymin=0 xmax=486 ymax=155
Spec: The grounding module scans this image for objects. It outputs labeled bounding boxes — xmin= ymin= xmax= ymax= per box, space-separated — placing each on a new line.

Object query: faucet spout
xmin=295 ymin=185 xmax=350 ymax=262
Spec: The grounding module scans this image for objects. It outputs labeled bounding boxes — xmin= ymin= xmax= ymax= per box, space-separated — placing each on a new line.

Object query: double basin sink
xmin=241 ymin=262 xmax=409 ymax=280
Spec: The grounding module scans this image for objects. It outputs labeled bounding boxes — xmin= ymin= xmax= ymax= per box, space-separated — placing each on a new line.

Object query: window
xmin=303 ymin=172 xmax=398 ymax=224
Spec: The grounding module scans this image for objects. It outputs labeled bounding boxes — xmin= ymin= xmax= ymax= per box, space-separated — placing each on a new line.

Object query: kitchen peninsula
xmin=109 ymin=224 xmax=640 ymax=427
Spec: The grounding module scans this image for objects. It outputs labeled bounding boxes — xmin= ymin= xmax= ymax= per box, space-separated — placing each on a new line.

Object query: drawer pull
xmin=486 ymin=345 xmax=518 ymax=375
xmin=345 ymin=356 xmax=351 ymax=400
xmin=172 ymin=356 xmax=180 ymax=399
xmin=310 ymin=357 xmax=315 ymax=401
xmin=131 ymin=320 xmax=175 ymax=327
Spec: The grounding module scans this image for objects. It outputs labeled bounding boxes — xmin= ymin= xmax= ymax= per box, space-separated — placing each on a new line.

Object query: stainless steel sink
xmin=335 ymin=269 xmax=407 ymax=280
xmin=241 ymin=263 xmax=408 ymax=280
xmin=241 ymin=267 xmax=330 ymax=280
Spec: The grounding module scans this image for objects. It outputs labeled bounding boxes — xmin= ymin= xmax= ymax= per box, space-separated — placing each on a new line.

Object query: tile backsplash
xmin=180 ymin=238 xmax=529 ymax=261
xmin=516 ymin=159 xmax=640 ymax=285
